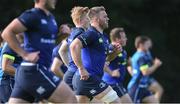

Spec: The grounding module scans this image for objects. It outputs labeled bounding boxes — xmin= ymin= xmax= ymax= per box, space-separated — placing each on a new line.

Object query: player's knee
xmin=100 ymin=89 xmax=119 ymax=103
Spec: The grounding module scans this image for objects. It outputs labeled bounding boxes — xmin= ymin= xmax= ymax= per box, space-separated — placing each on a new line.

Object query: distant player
xmin=70 ymin=6 xmax=121 ymax=103
xmin=51 ymin=24 xmax=72 ymax=79
xmin=127 ymin=36 xmax=162 ymax=103
xmin=102 ymin=27 xmax=133 ymax=103
xmin=145 ymin=39 xmax=164 ymax=101
xmin=0 ymin=34 xmax=23 ymax=103
xmin=59 ymin=6 xmax=90 ymax=90
xmin=2 ymin=0 xmax=76 ymax=103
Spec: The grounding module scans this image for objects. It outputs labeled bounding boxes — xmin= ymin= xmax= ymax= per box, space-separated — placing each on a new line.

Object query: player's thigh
xmin=94 ymin=86 xmax=120 ymax=103
xmin=8 ymin=97 xmax=29 ymax=103
xmin=76 ymin=95 xmax=90 ymax=103
xmin=48 ymin=81 xmax=77 ymax=103
xmin=149 ymin=81 xmax=163 ymax=93
xmin=120 ymin=93 xmax=133 ymax=103
xmin=142 ymin=95 xmax=159 ymax=103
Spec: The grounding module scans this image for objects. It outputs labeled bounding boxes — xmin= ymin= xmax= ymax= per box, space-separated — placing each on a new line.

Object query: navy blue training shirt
xmin=52 ymin=45 xmax=67 ymax=73
xmin=77 ymin=26 xmax=110 ymax=77
xmin=18 ymin=8 xmax=58 ymax=68
xmin=102 ymin=50 xmax=128 ymax=84
xmin=66 ymin=27 xmax=85 ymax=72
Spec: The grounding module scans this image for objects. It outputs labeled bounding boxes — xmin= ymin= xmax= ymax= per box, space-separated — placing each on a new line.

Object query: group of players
xmin=0 ymin=0 xmax=164 ymax=103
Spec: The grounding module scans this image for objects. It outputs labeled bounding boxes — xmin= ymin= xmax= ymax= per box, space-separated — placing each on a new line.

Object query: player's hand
xmin=23 ymin=51 xmax=40 ymax=63
xmin=113 ymin=42 xmax=122 ymax=53
xmin=111 ymin=69 xmax=120 ymax=77
xmin=154 ymin=58 xmax=162 ymax=67
xmin=79 ymin=67 xmax=89 ymax=80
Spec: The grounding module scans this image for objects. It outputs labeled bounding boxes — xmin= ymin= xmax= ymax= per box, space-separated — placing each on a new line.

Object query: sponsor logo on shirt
xmin=41 ymin=38 xmax=55 ymax=44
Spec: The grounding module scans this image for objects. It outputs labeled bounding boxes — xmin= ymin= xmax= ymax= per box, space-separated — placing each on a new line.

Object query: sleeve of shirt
xmin=52 ymin=47 xmax=61 ymax=60
xmin=18 ymin=10 xmax=38 ymax=30
xmin=138 ymin=57 xmax=149 ymax=71
xmin=77 ymin=32 xmax=94 ymax=48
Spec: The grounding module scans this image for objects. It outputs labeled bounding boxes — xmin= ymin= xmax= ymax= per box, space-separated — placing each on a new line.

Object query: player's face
xmin=81 ymin=14 xmax=90 ymax=29
xmin=45 ymin=0 xmax=57 ymax=10
xmin=119 ymin=32 xmax=127 ymax=46
xmin=143 ymin=41 xmax=150 ymax=51
xmin=98 ymin=11 xmax=109 ymax=29
xmin=146 ymin=40 xmax=152 ymax=49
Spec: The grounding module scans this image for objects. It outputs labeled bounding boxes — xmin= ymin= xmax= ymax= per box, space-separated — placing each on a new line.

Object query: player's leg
xmin=48 ymin=81 xmax=77 ymax=103
xmin=148 ymin=80 xmax=164 ymax=101
xmin=8 ymin=98 xmax=29 ymax=103
xmin=94 ymin=86 xmax=120 ymax=103
xmin=75 ymin=95 xmax=90 ymax=103
xmin=120 ymin=94 xmax=133 ymax=103
xmin=111 ymin=83 xmax=133 ymax=103
xmin=142 ymin=95 xmax=159 ymax=103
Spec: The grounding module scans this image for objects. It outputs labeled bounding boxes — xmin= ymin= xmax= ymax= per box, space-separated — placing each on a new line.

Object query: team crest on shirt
xmin=41 ymin=19 xmax=47 ymax=24
xmin=99 ymin=38 xmax=103 ymax=43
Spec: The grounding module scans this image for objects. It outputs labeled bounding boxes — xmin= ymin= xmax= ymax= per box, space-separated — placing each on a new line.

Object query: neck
xmin=76 ymin=24 xmax=86 ymax=30
xmin=35 ymin=4 xmax=50 ymax=15
xmin=137 ymin=48 xmax=145 ymax=52
xmin=91 ymin=23 xmax=103 ymax=34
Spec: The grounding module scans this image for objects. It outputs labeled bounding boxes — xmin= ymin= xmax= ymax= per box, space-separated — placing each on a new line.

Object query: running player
xmin=70 ymin=6 xmax=121 ymax=103
xmin=0 ymin=34 xmax=23 ymax=103
xmin=51 ymin=24 xmax=72 ymax=79
xmin=127 ymin=36 xmax=162 ymax=103
xmin=102 ymin=27 xmax=133 ymax=103
xmin=1 ymin=0 xmax=76 ymax=103
xmin=59 ymin=6 xmax=90 ymax=90
xmin=146 ymin=38 xmax=164 ymax=101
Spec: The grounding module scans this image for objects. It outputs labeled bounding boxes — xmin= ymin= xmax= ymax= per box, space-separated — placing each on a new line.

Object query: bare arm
xmin=2 ymin=19 xmax=39 ymax=62
xmin=70 ymin=38 xmax=89 ymax=80
xmin=141 ymin=58 xmax=162 ymax=76
xmin=2 ymin=19 xmax=27 ymax=57
xmin=59 ymin=40 xmax=69 ymax=67
xmin=51 ymin=57 xmax=64 ymax=79
xmin=2 ymin=55 xmax=16 ymax=76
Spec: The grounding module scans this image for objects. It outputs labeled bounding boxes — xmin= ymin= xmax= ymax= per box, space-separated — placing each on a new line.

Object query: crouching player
xmin=102 ymin=27 xmax=133 ymax=103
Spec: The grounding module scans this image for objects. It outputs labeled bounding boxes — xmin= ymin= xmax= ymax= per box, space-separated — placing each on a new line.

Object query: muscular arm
xmin=70 ymin=38 xmax=83 ymax=69
xmin=51 ymin=57 xmax=64 ymax=79
xmin=140 ymin=64 xmax=159 ymax=76
xmin=59 ymin=40 xmax=69 ymax=67
xmin=2 ymin=54 xmax=16 ymax=76
xmin=2 ymin=19 xmax=27 ymax=58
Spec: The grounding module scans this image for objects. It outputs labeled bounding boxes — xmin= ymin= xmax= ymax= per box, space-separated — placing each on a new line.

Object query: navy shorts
xmin=128 ymin=84 xmax=152 ymax=103
xmin=73 ymin=74 xmax=108 ymax=98
xmin=0 ymin=77 xmax=14 ymax=103
xmin=110 ymin=83 xmax=127 ymax=98
xmin=11 ymin=63 xmax=61 ymax=102
xmin=63 ymin=70 xmax=75 ymax=90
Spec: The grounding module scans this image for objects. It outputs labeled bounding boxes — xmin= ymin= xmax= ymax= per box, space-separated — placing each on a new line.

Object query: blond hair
xmin=88 ymin=6 xmax=105 ymax=20
xmin=110 ymin=27 xmax=124 ymax=42
xmin=71 ymin=6 xmax=89 ymax=26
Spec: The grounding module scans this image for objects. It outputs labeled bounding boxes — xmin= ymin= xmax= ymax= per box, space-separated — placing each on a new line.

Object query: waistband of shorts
xmin=21 ymin=62 xmax=37 ymax=66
